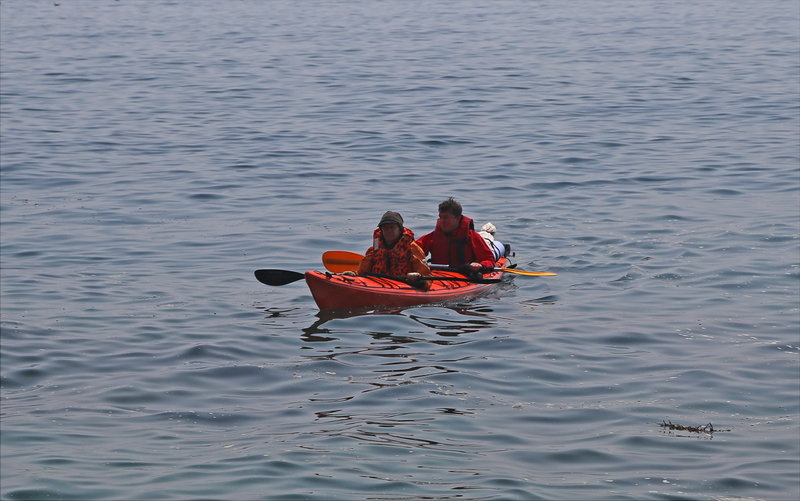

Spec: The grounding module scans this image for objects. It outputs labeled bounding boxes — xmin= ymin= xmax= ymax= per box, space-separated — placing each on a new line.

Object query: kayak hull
xmin=305 ymin=258 xmax=507 ymax=310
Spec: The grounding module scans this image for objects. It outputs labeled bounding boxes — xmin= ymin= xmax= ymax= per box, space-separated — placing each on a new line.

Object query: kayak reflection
xmin=301 ymin=303 xmax=498 ymax=343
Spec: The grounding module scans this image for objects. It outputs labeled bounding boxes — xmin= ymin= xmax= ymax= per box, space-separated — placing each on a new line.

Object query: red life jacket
xmin=367 ymin=227 xmax=420 ymax=276
xmin=415 ymin=215 xmax=495 ymax=268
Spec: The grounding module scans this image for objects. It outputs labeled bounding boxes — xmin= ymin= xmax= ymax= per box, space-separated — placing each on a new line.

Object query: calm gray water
xmin=1 ymin=1 xmax=799 ymax=500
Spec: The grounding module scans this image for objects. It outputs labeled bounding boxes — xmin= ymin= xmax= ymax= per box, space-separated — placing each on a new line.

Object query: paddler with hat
xmin=345 ymin=211 xmax=431 ymax=289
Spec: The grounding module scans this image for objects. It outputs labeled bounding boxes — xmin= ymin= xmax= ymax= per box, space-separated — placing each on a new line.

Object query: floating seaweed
xmin=659 ymin=420 xmax=731 ymax=434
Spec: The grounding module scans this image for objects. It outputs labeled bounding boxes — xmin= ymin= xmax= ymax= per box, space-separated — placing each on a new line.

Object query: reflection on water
xmin=300 ymin=304 xmax=498 ymax=342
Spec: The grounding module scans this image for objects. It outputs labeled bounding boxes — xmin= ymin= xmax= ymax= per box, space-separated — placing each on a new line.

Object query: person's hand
xmin=468 ymin=262 xmax=483 ymax=273
xmin=406 ymin=272 xmax=421 ymax=282
xmin=342 ymin=271 xmax=357 ymax=276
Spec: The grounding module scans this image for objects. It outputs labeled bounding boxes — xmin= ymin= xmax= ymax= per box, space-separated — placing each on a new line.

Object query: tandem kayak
xmin=305 ymin=257 xmax=509 ymax=310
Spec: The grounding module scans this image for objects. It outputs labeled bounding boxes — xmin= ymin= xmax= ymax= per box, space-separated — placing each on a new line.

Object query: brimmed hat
xmin=378 ymin=211 xmax=403 ymax=228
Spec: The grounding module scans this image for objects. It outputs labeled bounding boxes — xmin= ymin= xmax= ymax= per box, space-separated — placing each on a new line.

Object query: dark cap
xmin=378 ymin=211 xmax=403 ymax=228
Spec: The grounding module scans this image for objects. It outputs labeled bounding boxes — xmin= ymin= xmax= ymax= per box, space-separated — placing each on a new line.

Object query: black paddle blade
xmin=254 ymin=269 xmax=305 ymax=286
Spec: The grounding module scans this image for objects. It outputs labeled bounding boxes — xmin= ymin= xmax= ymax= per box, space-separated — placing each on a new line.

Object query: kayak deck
xmin=305 ymin=258 xmax=507 ymax=310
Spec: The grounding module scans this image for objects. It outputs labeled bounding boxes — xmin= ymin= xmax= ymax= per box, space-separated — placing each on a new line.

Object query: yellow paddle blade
xmin=322 ymin=250 xmax=364 ymax=273
xmin=501 ymin=268 xmax=557 ymax=277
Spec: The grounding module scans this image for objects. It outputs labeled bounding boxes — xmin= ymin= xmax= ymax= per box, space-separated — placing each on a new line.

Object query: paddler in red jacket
xmin=350 ymin=211 xmax=431 ymax=289
xmin=415 ymin=198 xmax=495 ymax=275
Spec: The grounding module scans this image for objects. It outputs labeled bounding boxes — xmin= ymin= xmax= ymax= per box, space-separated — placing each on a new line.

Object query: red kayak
xmin=305 ymin=257 xmax=508 ymax=310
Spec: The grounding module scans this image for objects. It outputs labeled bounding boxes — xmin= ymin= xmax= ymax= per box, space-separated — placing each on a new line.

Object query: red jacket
xmin=415 ymin=215 xmax=495 ymax=269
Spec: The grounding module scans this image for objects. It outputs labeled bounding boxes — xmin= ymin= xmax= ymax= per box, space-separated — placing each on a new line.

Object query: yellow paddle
xmin=322 ymin=250 xmax=557 ymax=277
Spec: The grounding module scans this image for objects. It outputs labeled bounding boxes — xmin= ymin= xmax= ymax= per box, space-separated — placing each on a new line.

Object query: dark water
xmin=2 ymin=1 xmax=798 ymax=499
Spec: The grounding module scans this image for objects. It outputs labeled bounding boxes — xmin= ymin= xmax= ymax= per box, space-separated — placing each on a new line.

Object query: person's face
xmin=438 ymin=211 xmax=460 ymax=233
xmin=380 ymin=223 xmax=402 ymax=244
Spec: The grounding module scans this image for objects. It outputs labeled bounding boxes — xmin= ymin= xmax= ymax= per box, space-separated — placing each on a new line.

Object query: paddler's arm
xmin=357 ymin=247 xmax=376 ymax=275
xmin=470 ymin=231 xmax=496 ymax=270
xmin=407 ymin=242 xmax=431 ymax=290
xmin=410 ymin=242 xmax=431 ymax=275
xmin=343 ymin=248 xmax=375 ymax=276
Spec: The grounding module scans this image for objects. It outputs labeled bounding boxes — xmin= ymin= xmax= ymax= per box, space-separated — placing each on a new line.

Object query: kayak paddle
xmin=428 ymin=264 xmax=557 ymax=277
xmin=322 ymin=250 xmax=364 ymax=273
xmin=365 ymin=273 xmax=501 ymax=284
xmin=322 ymin=250 xmax=557 ymax=277
xmin=254 ymin=269 xmax=305 ymax=286
xmin=254 ymin=268 xmax=499 ymax=286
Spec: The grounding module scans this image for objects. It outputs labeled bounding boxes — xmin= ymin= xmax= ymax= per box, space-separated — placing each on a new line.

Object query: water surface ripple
xmin=1 ymin=1 xmax=798 ymax=500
